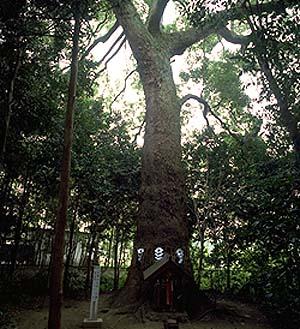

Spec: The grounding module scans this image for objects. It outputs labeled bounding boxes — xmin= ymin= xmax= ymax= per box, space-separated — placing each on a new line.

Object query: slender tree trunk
xmin=35 ymin=228 xmax=45 ymax=267
xmin=1 ymin=46 xmax=22 ymax=160
xmin=119 ymin=243 xmax=125 ymax=269
xmin=0 ymin=175 xmax=13 ymax=247
xmin=104 ymin=231 xmax=114 ymax=271
xmin=9 ymin=174 xmax=30 ymax=276
xmin=226 ymin=251 xmax=231 ymax=292
xmin=63 ymin=197 xmax=79 ymax=292
xmin=193 ymin=198 xmax=207 ymax=288
xmin=197 ymin=229 xmax=205 ymax=287
xmin=85 ymin=228 xmax=97 ymax=298
xmin=47 ymin=9 xmax=80 ymax=329
xmin=113 ymin=226 xmax=120 ymax=291
xmin=80 ymin=234 xmax=91 ymax=267
xmin=0 ymin=175 xmax=12 ymax=211
xmin=118 ymin=233 xmax=125 ymax=269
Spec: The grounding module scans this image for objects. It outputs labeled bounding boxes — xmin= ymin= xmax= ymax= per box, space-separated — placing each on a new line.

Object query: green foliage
xmin=184 ymin=125 xmax=299 ymax=328
xmin=203 ymin=52 xmax=250 ymax=111
xmin=100 ymin=269 xmax=127 ymax=293
xmin=64 ymin=267 xmax=86 ymax=297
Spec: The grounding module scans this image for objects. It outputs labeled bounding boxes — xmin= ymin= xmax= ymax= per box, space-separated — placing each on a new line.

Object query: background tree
xmin=47 ymin=2 xmax=81 ymax=328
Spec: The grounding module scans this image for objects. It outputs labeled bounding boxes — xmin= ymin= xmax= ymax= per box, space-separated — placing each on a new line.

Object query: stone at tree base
xmin=82 ymin=318 xmax=103 ymax=328
xmin=163 ymin=318 xmax=179 ymax=329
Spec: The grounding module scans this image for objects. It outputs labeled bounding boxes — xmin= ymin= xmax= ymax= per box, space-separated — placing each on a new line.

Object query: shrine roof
xmin=143 ymin=254 xmax=189 ymax=281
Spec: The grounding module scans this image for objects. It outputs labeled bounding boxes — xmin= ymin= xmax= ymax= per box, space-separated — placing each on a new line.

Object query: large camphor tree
xmin=104 ymin=0 xmax=298 ymax=308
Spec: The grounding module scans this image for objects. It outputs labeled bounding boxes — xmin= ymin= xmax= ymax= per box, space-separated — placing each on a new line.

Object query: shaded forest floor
xmin=1 ymin=293 xmax=272 ymax=329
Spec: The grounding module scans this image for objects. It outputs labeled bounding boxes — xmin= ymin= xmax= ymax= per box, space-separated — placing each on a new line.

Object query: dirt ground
xmin=6 ymin=294 xmax=272 ymax=329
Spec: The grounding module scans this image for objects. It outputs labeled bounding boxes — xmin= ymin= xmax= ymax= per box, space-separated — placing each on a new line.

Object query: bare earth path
xmin=9 ymin=295 xmax=272 ymax=329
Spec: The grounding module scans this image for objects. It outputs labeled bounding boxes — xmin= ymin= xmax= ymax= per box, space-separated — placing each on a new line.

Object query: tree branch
xmin=80 ymin=20 xmax=119 ymax=60
xmin=148 ymin=0 xmax=169 ymax=34
xmin=180 ymin=94 xmax=210 ymax=112
xmin=218 ymin=26 xmax=250 ymax=45
xmin=180 ymin=95 xmax=239 ymax=140
xmin=109 ymin=0 xmax=155 ymax=63
xmin=99 ymin=36 xmax=126 ymax=74
xmin=133 ymin=118 xmax=146 ymax=144
xmin=180 ymin=94 xmax=211 ymax=127
xmin=209 ymin=105 xmax=239 ymax=141
xmin=98 ymin=32 xmax=125 ymax=65
xmin=110 ymin=68 xmax=137 ymax=112
xmin=167 ymin=0 xmax=294 ymax=56
xmin=168 ymin=23 xmax=218 ymax=56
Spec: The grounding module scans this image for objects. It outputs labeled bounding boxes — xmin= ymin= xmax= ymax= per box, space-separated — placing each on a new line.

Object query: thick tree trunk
xmin=47 ymin=9 xmax=80 ymax=329
xmin=117 ymin=52 xmax=190 ymax=303
xmin=111 ymin=0 xmax=193 ymax=309
xmin=110 ymin=0 xmax=211 ymax=314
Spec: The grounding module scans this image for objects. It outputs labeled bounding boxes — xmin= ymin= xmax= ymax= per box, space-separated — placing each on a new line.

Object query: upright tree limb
xmin=148 ymin=0 xmax=169 ymax=34
xmin=109 ymin=0 xmax=154 ymax=63
xmin=256 ymin=47 xmax=300 ymax=151
xmin=242 ymin=4 xmax=300 ymax=152
xmin=47 ymin=6 xmax=81 ymax=329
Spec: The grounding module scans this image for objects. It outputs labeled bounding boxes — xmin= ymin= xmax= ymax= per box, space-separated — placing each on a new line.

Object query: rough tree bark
xmin=47 ymin=8 xmax=80 ymax=329
xmin=63 ymin=197 xmax=79 ymax=293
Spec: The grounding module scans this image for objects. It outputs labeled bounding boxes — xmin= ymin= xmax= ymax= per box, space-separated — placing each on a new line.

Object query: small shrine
xmin=143 ymin=254 xmax=189 ymax=312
